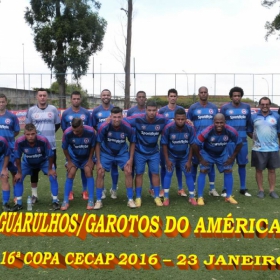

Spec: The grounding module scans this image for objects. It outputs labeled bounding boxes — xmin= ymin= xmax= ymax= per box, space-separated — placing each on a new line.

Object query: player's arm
xmin=125 ymin=142 xmax=135 ymax=173
xmin=55 ymin=123 xmax=61 ymax=132
xmin=14 ymin=158 xmax=22 ymax=183
xmin=95 ymin=142 xmax=102 ymax=170
xmin=85 ymin=147 xmax=95 ymax=171
xmin=224 ymin=142 xmax=243 ymax=166
xmin=63 ymin=149 xmax=76 ymax=172
xmin=185 ymin=146 xmax=192 ymax=172
xmin=192 ymin=143 xmax=208 ymax=166
xmin=48 ymin=155 xmax=57 ymax=177
xmin=1 ymin=155 xmax=10 ymax=178
xmin=163 ymin=144 xmax=173 ymax=172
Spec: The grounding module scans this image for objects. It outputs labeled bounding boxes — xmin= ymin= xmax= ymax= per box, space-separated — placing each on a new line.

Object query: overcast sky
xmin=0 ymin=0 xmax=280 ymax=102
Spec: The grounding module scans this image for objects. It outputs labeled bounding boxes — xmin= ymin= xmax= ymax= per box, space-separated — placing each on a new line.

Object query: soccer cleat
xmin=93 ymin=200 xmax=103 ymax=210
xmin=148 ymin=189 xmax=155 ymax=197
xmin=177 ymin=189 xmax=187 ymax=197
xmin=159 ymin=190 xmax=165 ymax=198
xmin=221 ymin=189 xmax=227 ymax=197
xmin=32 ymin=195 xmax=38 ymax=204
xmin=127 ymin=200 xmax=137 ymax=208
xmin=68 ymin=191 xmax=74 ymax=201
xmin=60 ymin=201 xmax=69 ymax=211
xmin=135 ymin=198 xmax=142 ymax=207
xmin=197 ymin=197 xmax=205 ymax=206
xmin=240 ymin=189 xmax=251 ymax=197
xmin=225 ymin=196 xmax=238 ymax=204
xmin=52 ymin=201 xmax=60 ymax=210
xmin=87 ymin=200 xmax=94 ymax=210
xmin=188 ymin=197 xmax=197 ymax=206
xmin=154 ymin=197 xmax=163 ymax=206
xmin=101 ymin=189 xmax=106 ymax=199
xmin=82 ymin=191 xmax=89 ymax=200
xmin=163 ymin=198 xmax=169 ymax=206
xmin=10 ymin=204 xmax=23 ymax=212
xmin=110 ymin=189 xmax=117 ymax=199
xmin=209 ymin=189 xmax=220 ymax=197
xmin=2 ymin=203 xmax=11 ymax=212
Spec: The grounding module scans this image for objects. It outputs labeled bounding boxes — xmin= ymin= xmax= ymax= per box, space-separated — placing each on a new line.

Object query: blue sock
xmin=96 ymin=188 xmax=103 ymax=201
xmin=111 ymin=165 xmax=118 ymax=191
xmin=238 ymin=166 xmax=246 ymax=190
xmin=208 ymin=165 xmax=215 ymax=190
xmin=176 ymin=167 xmax=183 ymax=190
xmin=49 ymin=176 xmax=58 ymax=202
xmin=135 ymin=187 xmax=142 ymax=198
xmin=191 ymin=164 xmax=198 ymax=184
xmin=2 ymin=190 xmax=10 ymax=204
xmin=64 ymin=178 xmax=74 ymax=203
xmin=160 ymin=165 xmax=166 ymax=189
xmin=224 ymin=173 xmax=233 ymax=197
xmin=148 ymin=171 xmax=153 ymax=190
xmin=197 ymin=172 xmax=206 ymax=197
xmin=14 ymin=182 xmax=23 ymax=205
xmin=81 ymin=169 xmax=87 ymax=191
xmin=185 ymin=172 xmax=195 ymax=192
xmin=163 ymin=171 xmax=172 ymax=198
xmin=87 ymin=177 xmax=94 ymax=201
xmin=154 ymin=186 xmax=160 ymax=198
xmin=126 ymin=187 xmax=133 ymax=200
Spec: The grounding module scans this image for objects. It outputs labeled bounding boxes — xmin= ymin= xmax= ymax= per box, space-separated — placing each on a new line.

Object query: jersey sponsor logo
xmin=172 ymin=139 xmax=189 ymax=144
xmin=0 ymin=125 xmax=9 ymax=129
xmin=99 ymin=118 xmax=106 ymax=123
xmin=140 ymin=131 xmax=159 ymax=136
xmin=26 ymin=153 xmax=43 ymax=158
xmin=223 ymin=136 xmax=228 ymax=141
xmin=5 ymin=118 xmax=11 ymax=124
xmin=37 ymin=148 xmax=41 ymax=153
xmin=197 ymin=115 xmax=213 ymax=120
xmin=229 ymin=115 xmax=246 ymax=119
xmin=107 ymin=138 xmax=126 ymax=144
xmin=155 ymin=125 xmax=160 ymax=131
xmin=84 ymin=138 xmax=89 ymax=144
xmin=74 ymin=144 xmax=89 ymax=149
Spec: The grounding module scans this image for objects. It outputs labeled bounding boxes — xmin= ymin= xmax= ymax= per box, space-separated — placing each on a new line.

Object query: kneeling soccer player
xmin=95 ymin=107 xmax=136 ymax=209
xmin=161 ymin=108 xmax=197 ymax=206
xmin=61 ymin=117 xmax=96 ymax=210
xmin=192 ymin=113 xmax=242 ymax=205
xmin=12 ymin=124 xmax=59 ymax=211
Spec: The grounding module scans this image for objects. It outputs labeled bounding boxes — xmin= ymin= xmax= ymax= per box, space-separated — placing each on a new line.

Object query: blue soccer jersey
xmin=187 ymin=102 xmax=218 ymax=134
xmin=61 ymin=107 xmax=92 ymax=131
xmin=126 ymin=105 xmax=146 ymax=117
xmin=0 ymin=136 xmax=10 ymax=160
xmin=14 ymin=135 xmax=53 ymax=167
xmin=0 ymin=110 xmax=20 ymax=149
xmin=97 ymin=121 xmax=135 ymax=156
xmin=251 ymin=110 xmax=280 ymax=152
xmin=62 ymin=125 xmax=96 ymax=162
xmin=220 ymin=102 xmax=252 ymax=142
xmin=161 ymin=122 xmax=195 ymax=159
xmin=195 ymin=124 xmax=242 ymax=158
xmin=91 ymin=104 xmax=114 ymax=130
xmin=125 ymin=113 xmax=169 ymax=155
xmin=158 ymin=105 xmax=185 ymax=120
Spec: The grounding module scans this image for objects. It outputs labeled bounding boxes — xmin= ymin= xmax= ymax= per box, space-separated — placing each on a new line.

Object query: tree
xmin=24 ymin=0 xmax=107 ymax=108
xmin=121 ymin=0 xmax=133 ymax=109
xmin=262 ymin=0 xmax=280 ymax=40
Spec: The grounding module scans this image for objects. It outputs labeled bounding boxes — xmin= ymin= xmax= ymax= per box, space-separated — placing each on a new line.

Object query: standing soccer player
xmin=0 ymin=93 xmax=20 ymax=207
xmin=161 ymin=108 xmax=197 ymax=206
xmin=220 ymin=86 xmax=252 ymax=197
xmin=60 ymin=118 xmax=96 ymax=210
xmin=187 ymin=86 xmax=219 ymax=196
xmin=125 ymin=100 xmax=170 ymax=207
xmin=90 ymin=89 xmax=118 ymax=199
xmin=127 ymin=91 xmax=147 ymax=116
xmin=25 ymin=89 xmax=61 ymax=204
xmin=61 ymin=91 xmax=92 ymax=200
xmin=12 ymin=124 xmax=60 ymax=211
xmin=192 ymin=114 xmax=243 ymax=205
xmin=159 ymin=88 xmax=186 ymax=197
xmin=94 ymin=107 xmax=136 ymax=209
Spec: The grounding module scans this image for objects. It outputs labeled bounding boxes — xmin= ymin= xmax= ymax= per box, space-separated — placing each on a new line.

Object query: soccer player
xmin=159 ymin=88 xmax=186 ymax=197
xmin=192 ymin=113 xmax=243 ymax=205
xmin=0 ymin=136 xmax=12 ymax=211
xmin=60 ymin=118 xmax=96 ymax=210
xmin=25 ymin=89 xmax=61 ymax=204
xmin=187 ymin=86 xmax=219 ymax=196
xmin=127 ymin=90 xmax=147 ymax=116
xmin=161 ymin=108 xmax=197 ymax=206
xmin=125 ymin=100 xmax=170 ymax=207
xmin=12 ymin=124 xmax=60 ymax=211
xmin=0 ymin=93 xmax=20 ymax=205
xmin=90 ymin=89 xmax=118 ymax=199
xmin=61 ymin=91 xmax=92 ymax=200
xmin=94 ymin=107 xmax=136 ymax=209
xmin=248 ymin=97 xmax=280 ymax=199
xmin=220 ymin=86 xmax=252 ymax=197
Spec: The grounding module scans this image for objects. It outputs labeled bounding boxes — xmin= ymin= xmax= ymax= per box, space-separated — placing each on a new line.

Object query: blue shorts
xmin=20 ymin=160 xmax=50 ymax=181
xmin=199 ymin=149 xmax=233 ymax=173
xmin=166 ymin=156 xmax=191 ymax=177
xmin=101 ymin=152 xmax=129 ymax=172
xmin=67 ymin=156 xmax=95 ymax=170
xmin=134 ymin=151 xmax=160 ymax=175
xmin=227 ymin=142 xmax=248 ymax=165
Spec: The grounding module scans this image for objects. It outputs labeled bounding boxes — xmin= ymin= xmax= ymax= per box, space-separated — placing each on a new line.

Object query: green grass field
xmin=1 ymin=129 xmax=280 ymax=280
